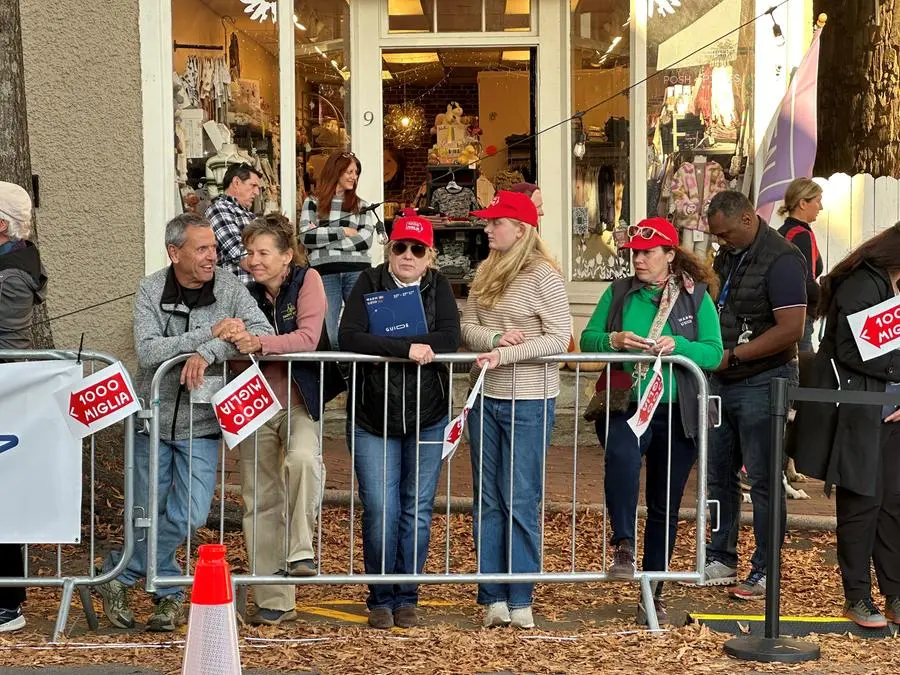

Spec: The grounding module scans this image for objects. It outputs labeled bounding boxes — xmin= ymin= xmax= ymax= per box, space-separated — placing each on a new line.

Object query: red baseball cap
xmin=471 ymin=190 xmax=539 ymax=228
xmin=390 ymin=213 xmax=433 ymax=247
xmin=622 ymin=217 xmax=679 ymax=250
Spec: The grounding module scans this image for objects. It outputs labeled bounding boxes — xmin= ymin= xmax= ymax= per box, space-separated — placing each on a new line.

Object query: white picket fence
xmin=767 ymin=173 xmax=900 ymax=274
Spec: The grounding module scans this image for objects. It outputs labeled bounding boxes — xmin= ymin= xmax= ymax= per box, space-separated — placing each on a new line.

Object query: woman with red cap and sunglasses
xmin=462 ymin=191 xmax=572 ymax=629
xmin=580 ymin=217 xmax=722 ymax=625
xmin=338 ymin=212 xmax=460 ymax=630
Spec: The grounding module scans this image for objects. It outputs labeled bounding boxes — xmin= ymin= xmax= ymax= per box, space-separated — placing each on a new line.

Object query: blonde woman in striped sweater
xmin=462 ymin=191 xmax=572 ymax=629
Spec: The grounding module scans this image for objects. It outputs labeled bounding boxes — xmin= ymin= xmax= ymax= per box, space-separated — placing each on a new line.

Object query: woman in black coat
xmin=790 ymin=223 xmax=900 ymax=629
xmin=338 ymin=213 xmax=460 ymax=631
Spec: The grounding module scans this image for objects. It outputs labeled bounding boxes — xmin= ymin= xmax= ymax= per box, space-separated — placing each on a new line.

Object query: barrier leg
xmin=51 ymin=578 xmax=76 ymax=643
xmin=724 ymin=378 xmax=819 ymax=663
xmin=77 ymin=584 xmax=100 ymax=632
xmin=639 ymin=576 xmax=660 ymax=632
xmin=235 ymin=581 xmax=248 ymax=623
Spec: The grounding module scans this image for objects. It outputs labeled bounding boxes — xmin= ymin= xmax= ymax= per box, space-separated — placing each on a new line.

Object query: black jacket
xmin=778 ymin=217 xmax=823 ymax=311
xmin=338 ymin=265 xmax=461 ymax=437
xmin=0 ymin=240 xmax=47 ymax=350
xmin=789 ymin=262 xmax=900 ymax=496
xmin=713 ymin=219 xmax=806 ymax=381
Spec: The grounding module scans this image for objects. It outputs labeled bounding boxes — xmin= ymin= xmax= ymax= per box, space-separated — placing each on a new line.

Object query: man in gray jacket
xmin=0 ymin=181 xmax=46 ymax=634
xmin=97 ymin=212 xmax=272 ymax=632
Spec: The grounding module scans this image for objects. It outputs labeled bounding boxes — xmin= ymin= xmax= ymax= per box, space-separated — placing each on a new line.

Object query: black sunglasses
xmin=391 ymin=241 xmax=428 ymax=258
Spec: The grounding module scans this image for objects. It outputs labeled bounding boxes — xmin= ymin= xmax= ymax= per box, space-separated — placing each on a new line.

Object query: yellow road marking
xmin=297 ymin=605 xmax=368 ymax=623
xmin=307 ymin=599 xmax=457 ymax=607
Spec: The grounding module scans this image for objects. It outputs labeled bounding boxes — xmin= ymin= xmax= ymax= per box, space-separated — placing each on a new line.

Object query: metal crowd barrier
xmin=0 ymin=349 xmax=137 ymax=642
xmin=145 ymin=352 xmax=711 ymax=631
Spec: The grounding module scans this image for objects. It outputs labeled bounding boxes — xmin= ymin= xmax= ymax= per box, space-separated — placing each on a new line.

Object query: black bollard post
xmin=723 ymin=377 xmax=820 ymax=663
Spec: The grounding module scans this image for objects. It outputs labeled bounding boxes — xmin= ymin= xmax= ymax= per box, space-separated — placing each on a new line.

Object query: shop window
xmin=381 ymin=48 xmax=534 ymax=299
xmin=171 ymin=0 xmax=350 ymax=220
xmin=569 ymin=0 xmax=631 ymax=282
xmin=387 ymin=0 xmax=532 ymax=34
xmin=647 ymin=0 xmax=755 ymax=265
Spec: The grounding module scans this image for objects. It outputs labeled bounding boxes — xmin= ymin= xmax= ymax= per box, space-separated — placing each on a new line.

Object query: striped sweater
xmin=461 ymin=260 xmax=572 ymax=400
xmin=298 ymin=196 xmax=375 ymax=271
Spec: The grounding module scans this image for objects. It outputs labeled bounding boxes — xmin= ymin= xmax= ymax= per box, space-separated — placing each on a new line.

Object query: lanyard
xmin=717 ymin=250 xmax=748 ymax=313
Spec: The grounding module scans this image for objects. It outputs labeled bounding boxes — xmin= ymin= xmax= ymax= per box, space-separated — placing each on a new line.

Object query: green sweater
xmin=579 ymin=284 xmax=724 ymax=402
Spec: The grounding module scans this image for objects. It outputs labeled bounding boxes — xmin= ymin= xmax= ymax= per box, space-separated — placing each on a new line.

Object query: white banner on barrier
xmin=0 ymin=360 xmax=83 ymax=543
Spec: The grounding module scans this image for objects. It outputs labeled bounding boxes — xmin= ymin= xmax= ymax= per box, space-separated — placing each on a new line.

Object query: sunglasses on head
xmin=391 ymin=241 xmax=428 ymax=258
xmin=627 ymin=225 xmax=666 ymax=240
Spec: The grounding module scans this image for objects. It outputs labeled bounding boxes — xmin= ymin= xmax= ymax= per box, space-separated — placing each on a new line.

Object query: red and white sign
xmin=442 ymin=365 xmax=488 ymax=461
xmin=627 ymin=356 xmax=665 ymax=438
xmin=847 ymin=294 xmax=900 ymax=362
xmin=211 ymin=364 xmax=281 ymax=449
xmin=55 ymin=362 xmax=141 ymax=439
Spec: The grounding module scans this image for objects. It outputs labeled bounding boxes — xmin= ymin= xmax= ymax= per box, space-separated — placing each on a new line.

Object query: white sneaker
xmin=680 ymin=560 xmax=738 ymax=587
xmin=482 ymin=601 xmax=511 ymax=628
xmin=510 ymin=606 xmax=535 ymax=629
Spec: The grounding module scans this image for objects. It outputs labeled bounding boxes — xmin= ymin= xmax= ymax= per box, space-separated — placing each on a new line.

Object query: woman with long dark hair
xmin=299 ymin=152 xmax=376 ymax=349
xmin=580 ymin=217 xmax=723 ymax=625
xmin=791 ymin=224 xmax=900 ymax=629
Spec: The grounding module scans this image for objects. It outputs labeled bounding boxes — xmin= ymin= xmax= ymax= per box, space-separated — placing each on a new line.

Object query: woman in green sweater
xmin=580 ymin=217 xmax=723 ymax=624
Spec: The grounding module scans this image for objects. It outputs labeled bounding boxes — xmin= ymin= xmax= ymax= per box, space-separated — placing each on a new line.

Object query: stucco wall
xmin=19 ymin=0 xmax=144 ymax=364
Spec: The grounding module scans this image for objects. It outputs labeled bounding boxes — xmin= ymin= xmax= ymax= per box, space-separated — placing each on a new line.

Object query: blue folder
xmin=364 ymin=286 xmax=428 ymax=338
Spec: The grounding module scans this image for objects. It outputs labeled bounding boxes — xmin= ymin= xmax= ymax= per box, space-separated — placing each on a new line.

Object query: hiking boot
xmin=844 ymin=598 xmax=887 ymax=629
xmin=146 ymin=595 xmax=185 ymax=632
xmin=608 ymin=540 xmax=636 ymax=580
xmin=729 ymin=571 xmax=767 ymax=600
xmin=249 ymin=607 xmax=297 ymax=626
xmin=483 ymin=601 xmax=511 ymax=628
xmin=95 ymin=578 xmax=135 ymax=629
xmin=681 ymin=560 xmax=738 ymax=587
xmin=510 ymin=606 xmax=535 ymax=629
xmin=368 ymin=607 xmax=394 ymax=630
xmin=393 ymin=605 xmax=419 ymax=628
xmin=0 ymin=606 xmax=25 ymax=633
xmin=636 ymin=597 xmax=668 ymax=626
xmin=885 ymin=596 xmax=900 ymax=625
xmin=287 ymin=559 xmax=318 ymax=577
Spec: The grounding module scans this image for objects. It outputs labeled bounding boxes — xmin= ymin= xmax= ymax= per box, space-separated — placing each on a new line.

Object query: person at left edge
xmin=206 ymin=163 xmax=262 ymax=285
xmin=96 ymin=213 xmax=272 ymax=632
xmin=338 ymin=212 xmax=460 ymax=630
xmin=0 ymin=181 xmax=48 ymax=634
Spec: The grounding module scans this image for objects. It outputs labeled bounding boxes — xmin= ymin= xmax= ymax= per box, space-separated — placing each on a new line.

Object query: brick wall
xmin=383 ymin=81 xmax=480 ymax=203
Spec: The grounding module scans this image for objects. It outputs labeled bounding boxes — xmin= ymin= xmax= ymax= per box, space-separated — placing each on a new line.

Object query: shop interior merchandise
xmin=570 ymin=0 xmax=756 ymax=280
xmin=381 ymin=49 xmax=535 ymax=299
xmin=171 ymin=0 xmax=351 ymax=218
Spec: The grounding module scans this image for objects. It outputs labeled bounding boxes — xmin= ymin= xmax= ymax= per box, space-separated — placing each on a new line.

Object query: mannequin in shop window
xmin=668 ymin=152 xmax=726 ymax=257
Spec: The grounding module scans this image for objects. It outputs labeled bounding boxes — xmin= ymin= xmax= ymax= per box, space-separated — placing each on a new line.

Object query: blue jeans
xmin=469 ymin=397 xmax=556 ymax=609
xmin=707 ymin=361 xmax=798 ymax=574
xmin=601 ymin=404 xmax=697 ymax=574
xmin=351 ymin=419 xmax=446 ymax=611
xmin=103 ymin=432 xmax=220 ymax=599
xmin=322 ymin=270 xmax=362 ymax=350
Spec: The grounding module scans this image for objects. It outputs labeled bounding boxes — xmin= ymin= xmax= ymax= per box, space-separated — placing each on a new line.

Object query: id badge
xmin=190 ymin=376 xmax=225 ymax=404
xmin=737 ymin=321 xmax=752 ymax=345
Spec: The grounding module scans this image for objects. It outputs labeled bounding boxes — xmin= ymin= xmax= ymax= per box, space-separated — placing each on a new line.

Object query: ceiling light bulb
xmin=573 ymin=136 xmax=586 ymax=159
xmin=772 ymin=23 xmax=786 ymax=47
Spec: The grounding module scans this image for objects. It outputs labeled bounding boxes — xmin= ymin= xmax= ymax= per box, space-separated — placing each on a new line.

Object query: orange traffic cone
xmin=181 ymin=544 xmax=242 ymax=675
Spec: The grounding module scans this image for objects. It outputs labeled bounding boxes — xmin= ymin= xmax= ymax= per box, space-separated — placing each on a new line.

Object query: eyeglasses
xmin=340 ymin=152 xmax=356 ymax=159
xmin=627 ymin=225 xmax=667 ymax=240
xmin=391 ymin=241 xmax=428 ymax=258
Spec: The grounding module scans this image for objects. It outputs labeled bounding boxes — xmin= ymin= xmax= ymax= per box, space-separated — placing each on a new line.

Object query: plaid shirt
xmin=298 ymin=196 xmax=375 ymax=269
xmin=205 ymin=195 xmax=255 ymax=285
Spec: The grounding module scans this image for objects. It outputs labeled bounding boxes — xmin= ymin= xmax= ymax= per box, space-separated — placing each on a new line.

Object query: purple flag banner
xmin=757 ymin=28 xmax=823 ymax=220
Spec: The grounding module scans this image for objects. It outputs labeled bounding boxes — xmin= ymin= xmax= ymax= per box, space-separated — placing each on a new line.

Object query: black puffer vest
xmin=607 ymin=277 xmax=710 ymax=439
xmin=713 ymin=220 xmax=804 ymax=381
xmin=351 ymin=266 xmax=450 ymax=437
xmin=248 ymin=264 xmax=345 ymax=421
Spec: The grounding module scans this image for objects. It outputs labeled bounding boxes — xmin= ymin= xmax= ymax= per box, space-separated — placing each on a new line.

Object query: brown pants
xmin=836 ymin=424 xmax=900 ymax=601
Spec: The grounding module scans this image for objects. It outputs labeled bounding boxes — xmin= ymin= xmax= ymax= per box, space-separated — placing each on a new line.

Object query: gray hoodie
xmin=0 ymin=240 xmax=48 ymax=350
xmin=133 ymin=266 xmax=273 ymax=441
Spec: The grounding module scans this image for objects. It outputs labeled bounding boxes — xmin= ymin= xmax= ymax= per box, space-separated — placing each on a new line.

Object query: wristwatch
xmin=728 ymin=350 xmax=742 ymax=368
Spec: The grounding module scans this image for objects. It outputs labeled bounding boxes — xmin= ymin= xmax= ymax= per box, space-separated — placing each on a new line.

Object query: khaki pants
xmin=238 ymin=405 xmax=323 ymax=611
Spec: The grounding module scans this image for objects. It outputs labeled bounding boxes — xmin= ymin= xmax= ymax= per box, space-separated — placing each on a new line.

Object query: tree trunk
xmin=814 ymin=0 xmax=900 ymax=177
xmin=0 ymin=0 xmax=53 ymax=349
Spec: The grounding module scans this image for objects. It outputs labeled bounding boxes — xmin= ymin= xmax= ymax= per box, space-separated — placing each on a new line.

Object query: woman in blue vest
xmin=338 ymin=213 xmax=460 ymax=630
xmin=580 ymin=217 xmax=723 ymax=624
xmin=224 ymin=213 xmax=343 ymax=626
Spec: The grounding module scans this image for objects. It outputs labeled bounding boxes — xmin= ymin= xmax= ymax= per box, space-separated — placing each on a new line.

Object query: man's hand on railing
xmin=180 ymin=353 xmax=210 ymax=390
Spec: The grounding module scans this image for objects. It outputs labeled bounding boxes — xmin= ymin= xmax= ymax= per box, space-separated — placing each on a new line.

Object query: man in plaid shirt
xmin=205 ymin=164 xmax=261 ymax=285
